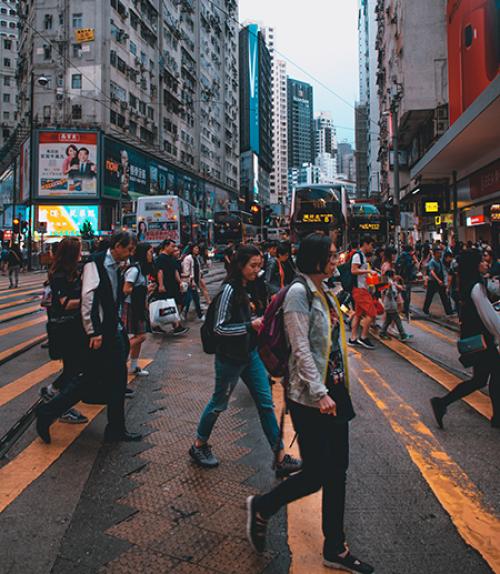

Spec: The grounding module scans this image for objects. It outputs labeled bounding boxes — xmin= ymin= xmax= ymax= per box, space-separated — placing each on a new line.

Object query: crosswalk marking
xmin=0 ymin=359 xmax=152 ymax=515
xmin=0 ymin=334 xmax=48 ymax=365
xmin=411 ymin=320 xmax=457 ymax=345
xmin=0 ymin=314 xmax=46 ymax=338
xmin=0 ymin=287 xmax=42 ymax=302
xmin=0 ymin=362 xmax=61 ymax=407
xmin=354 ymin=357 xmax=500 ymax=573
xmin=0 ymin=297 xmax=40 ymax=311
xmin=0 ymin=305 xmax=42 ymax=323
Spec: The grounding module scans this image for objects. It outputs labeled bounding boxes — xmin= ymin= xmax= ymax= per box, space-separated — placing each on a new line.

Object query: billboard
xmin=103 ymin=139 xmax=149 ymax=200
xmin=248 ymin=23 xmax=260 ymax=155
xmin=38 ymin=205 xmax=99 ymax=236
xmin=447 ymin=0 xmax=500 ymax=124
xmin=38 ymin=131 xmax=98 ymax=198
xmin=20 ymin=137 xmax=30 ymax=202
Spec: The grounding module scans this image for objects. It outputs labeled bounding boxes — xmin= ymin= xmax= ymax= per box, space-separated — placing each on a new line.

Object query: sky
xmin=239 ymin=0 xmax=359 ymax=145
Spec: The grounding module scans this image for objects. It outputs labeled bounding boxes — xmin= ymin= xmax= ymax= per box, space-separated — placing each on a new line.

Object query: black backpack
xmin=337 ymin=251 xmax=364 ymax=292
xmin=200 ymin=290 xmax=223 ymax=354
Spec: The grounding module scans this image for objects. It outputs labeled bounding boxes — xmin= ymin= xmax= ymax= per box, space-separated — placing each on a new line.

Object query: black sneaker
xmin=59 ymin=408 xmax=88 ymax=424
xmin=40 ymin=385 xmax=57 ymax=402
xmin=348 ymin=338 xmax=360 ymax=347
xmin=125 ymin=387 xmax=135 ymax=398
xmin=189 ymin=443 xmax=219 ymax=468
xmin=358 ymin=337 xmax=375 ymax=350
xmin=430 ymin=397 xmax=446 ymax=429
xmin=246 ymin=495 xmax=268 ymax=555
xmin=324 ymin=548 xmax=374 ymax=573
xmin=172 ymin=326 xmax=189 ymax=336
xmin=275 ymin=454 xmax=302 ymax=479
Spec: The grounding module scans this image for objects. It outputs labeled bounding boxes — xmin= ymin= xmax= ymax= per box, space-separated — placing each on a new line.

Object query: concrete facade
xmin=0 ymin=0 xmax=18 ymax=149
xmin=314 ymin=111 xmax=338 ymax=184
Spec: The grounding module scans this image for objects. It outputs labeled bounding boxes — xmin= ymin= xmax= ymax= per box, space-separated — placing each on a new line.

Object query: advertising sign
xmin=466 ymin=214 xmax=486 ymax=226
xmin=247 ymin=23 xmax=260 ymax=155
xmin=75 ymin=28 xmax=95 ymax=43
xmin=103 ymin=139 xmax=149 ymax=200
xmin=137 ymin=196 xmax=180 ymax=242
xmin=20 ymin=137 xmax=30 ymax=202
xmin=38 ymin=205 xmax=99 ymax=236
xmin=38 ymin=131 xmax=98 ymax=198
xmin=425 ymin=201 xmax=439 ymax=213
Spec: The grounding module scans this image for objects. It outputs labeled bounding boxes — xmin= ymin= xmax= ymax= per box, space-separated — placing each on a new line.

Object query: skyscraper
xmin=0 ymin=0 xmax=18 ymax=149
xmin=314 ymin=111 xmax=337 ymax=183
xmin=287 ymin=78 xmax=314 ymax=169
xmin=239 ymin=22 xmax=273 ymax=208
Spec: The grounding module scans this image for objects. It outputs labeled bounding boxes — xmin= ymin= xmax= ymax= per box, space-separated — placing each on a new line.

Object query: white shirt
xmin=351 ymin=252 xmax=368 ymax=290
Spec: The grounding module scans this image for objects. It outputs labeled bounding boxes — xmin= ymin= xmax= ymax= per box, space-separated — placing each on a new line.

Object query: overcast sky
xmin=239 ymin=0 xmax=359 ymax=145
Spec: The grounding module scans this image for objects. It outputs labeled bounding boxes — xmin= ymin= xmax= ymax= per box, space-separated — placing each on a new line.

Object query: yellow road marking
xmin=0 ymin=314 xmax=46 ymax=338
xmin=0 ymin=297 xmax=39 ymax=311
xmin=0 ymin=334 xmax=47 ymax=364
xmin=0 ymin=362 xmax=61 ymax=407
xmin=375 ymin=334 xmax=492 ymax=420
xmin=0 ymin=279 xmax=43 ymax=291
xmin=0 ymin=305 xmax=41 ymax=323
xmin=354 ymin=359 xmax=500 ymax=573
xmin=0 ymin=287 xmax=41 ymax=301
xmin=0 ymin=359 xmax=152 ymax=514
xmin=412 ymin=320 xmax=457 ymax=345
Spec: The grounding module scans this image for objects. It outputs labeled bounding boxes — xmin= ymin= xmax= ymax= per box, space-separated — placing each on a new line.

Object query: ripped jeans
xmin=196 ymin=350 xmax=283 ymax=452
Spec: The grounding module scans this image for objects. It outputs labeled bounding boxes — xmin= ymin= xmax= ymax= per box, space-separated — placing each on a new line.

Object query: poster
xmin=103 ymin=139 xmax=149 ymax=200
xmin=38 ymin=131 xmax=98 ymax=198
xmin=38 ymin=205 xmax=99 ymax=236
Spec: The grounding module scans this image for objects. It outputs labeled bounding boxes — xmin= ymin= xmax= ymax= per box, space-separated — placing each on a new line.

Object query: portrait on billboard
xmin=103 ymin=139 xmax=148 ymax=200
xmin=37 ymin=131 xmax=98 ymax=198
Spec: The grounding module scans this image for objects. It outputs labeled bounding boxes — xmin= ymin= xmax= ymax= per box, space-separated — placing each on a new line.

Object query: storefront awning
xmin=411 ymin=75 xmax=500 ymax=182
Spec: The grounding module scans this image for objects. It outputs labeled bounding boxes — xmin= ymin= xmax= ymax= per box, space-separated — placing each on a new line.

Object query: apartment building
xmin=0 ymin=0 xmax=18 ymax=149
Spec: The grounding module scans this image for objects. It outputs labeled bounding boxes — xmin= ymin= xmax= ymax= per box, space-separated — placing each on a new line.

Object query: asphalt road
xmin=0 ymin=267 xmax=498 ymax=574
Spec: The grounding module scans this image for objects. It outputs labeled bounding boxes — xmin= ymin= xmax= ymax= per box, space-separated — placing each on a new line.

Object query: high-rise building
xmin=314 ymin=111 xmax=337 ymax=183
xmin=355 ymin=102 xmax=369 ymax=197
xmin=239 ymin=22 xmax=273 ymax=208
xmin=0 ymin=0 xmax=18 ymax=149
xmin=287 ymin=78 xmax=314 ymax=169
xmin=337 ymin=141 xmax=356 ymax=181
xmin=2 ymin=0 xmax=240 ymax=230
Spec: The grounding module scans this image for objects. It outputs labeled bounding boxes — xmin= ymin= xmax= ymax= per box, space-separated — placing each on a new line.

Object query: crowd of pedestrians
xmin=30 ymin=227 xmax=500 ymax=573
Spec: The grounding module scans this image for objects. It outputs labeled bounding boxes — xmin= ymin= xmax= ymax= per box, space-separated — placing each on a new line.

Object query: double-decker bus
xmin=136 ymin=195 xmax=199 ymax=246
xmin=348 ymin=203 xmax=388 ymax=245
xmin=213 ymin=211 xmax=259 ymax=246
xmin=290 ymin=184 xmax=347 ymax=248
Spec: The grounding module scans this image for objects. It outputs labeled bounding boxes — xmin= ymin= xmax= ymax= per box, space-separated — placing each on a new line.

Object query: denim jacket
xmin=283 ymin=274 xmax=349 ymax=408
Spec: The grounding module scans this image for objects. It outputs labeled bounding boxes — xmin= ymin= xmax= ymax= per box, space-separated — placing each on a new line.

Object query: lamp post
xmin=27 ymin=73 xmax=49 ymax=270
xmin=391 ymin=97 xmax=401 ymax=253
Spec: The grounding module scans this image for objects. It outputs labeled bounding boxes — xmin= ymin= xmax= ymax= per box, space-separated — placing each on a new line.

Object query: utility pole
xmin=27 ymin=73 xmax=35 ymax=270
xmin=452 ymin=170 xmax=458 ymax=245
xmin=391 ymin=98 xmax=401 ymax=253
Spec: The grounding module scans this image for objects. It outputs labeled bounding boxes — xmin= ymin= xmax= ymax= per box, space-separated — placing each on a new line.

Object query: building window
xmin=110 ymin=110 xmax=117 ymax=124
xmin=3 ymin=111 xmax=9 ymax=120
xmin=71 ymin=74 xmax=82 ymax=89
xmin=129 ymin=93 xmax=137 ymax=108
xmin=129 ymin=41 xmax=136 ymax=55
xmin=3 ymin=76 xmax=10 ymax=86
xmin=3 ymin=128 xmax=10 ymax=139
xmin=0 ymin=21 xmax=5 ymax=28
xmin=72 ymin=13 xmax=83 ymax=28
xmin=43 ymin=44 xmax=52 ymax=60
xmin=3 ymin=39 xmax=12 ymax=50
xmin=72 ymin=44 xmax=81 ymax=58
xmin=43 ymin=105 xmax=51 ymax=120
xmin=4 ymin=57 xmax=11 ymax=67
xmin=72 ymin=104 xmax=82 ymax=119
xmin=8 ymin=21 xmax=15 ymax=28
xmin=3 ymin=93 xmax=10 ymax=103
xmin=44 ymin=14 xmax=53 ymax=30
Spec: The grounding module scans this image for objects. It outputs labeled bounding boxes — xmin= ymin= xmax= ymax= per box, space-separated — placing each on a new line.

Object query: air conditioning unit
xmin=120 ymin=101 xmax=128 ymax=110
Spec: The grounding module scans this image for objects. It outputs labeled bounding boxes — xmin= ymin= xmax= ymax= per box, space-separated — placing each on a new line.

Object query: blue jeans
xmin=184 ymin=286 xmax=202 ymax=317
xmin=197 ymin=350 xmax=283 ymax=452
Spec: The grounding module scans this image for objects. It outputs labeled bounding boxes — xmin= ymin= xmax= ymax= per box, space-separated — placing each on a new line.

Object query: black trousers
xmin=38 ymin=330 xmax=129 ymax=433
xmin=52 ymin=325 xmax=87 ymax=391
xmin=442 ymin=350 xmax=500 ymax=421
xmin=255 ymin=400 xmax=349 ymax=555
xmin=423 ymin=282 xmax=452 ymax=315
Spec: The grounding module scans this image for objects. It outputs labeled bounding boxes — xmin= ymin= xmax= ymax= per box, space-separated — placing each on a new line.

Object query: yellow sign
xmin=302 ymin=213 xmax=334 ymax=224
xmin=491 ymin=204 xmax=500 ymax=222
xmin=435 ymin=216 xmax=441 ymax=226
xmin=75 ymin=28 xmax=95 ymax=43
xmin=359 ymin=222 xmax=381 ymax=231
xmin=425 ymin=202 xmax=439 ymax=213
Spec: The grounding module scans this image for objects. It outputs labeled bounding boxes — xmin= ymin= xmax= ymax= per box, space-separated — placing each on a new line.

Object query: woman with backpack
xmin=246 ymin=233 xmax=374 ymax=574
xmin=122 ymin=242 xmax=153 ymax=377
xmin=189 ymin=244 xmax=301 ymax=479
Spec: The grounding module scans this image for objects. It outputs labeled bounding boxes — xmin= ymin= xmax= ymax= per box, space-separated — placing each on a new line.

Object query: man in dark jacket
xmin=36 ymin=232 xmax=142 ymax=443
xmin=265 ymin=243 xmax=291 ymax=296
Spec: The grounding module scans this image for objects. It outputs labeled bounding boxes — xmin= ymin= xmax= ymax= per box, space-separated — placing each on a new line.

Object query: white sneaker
xmin=198 ymin=314 xmax=206 ymax=322
xmin=130 ymin=367 xmax=149 ymax=377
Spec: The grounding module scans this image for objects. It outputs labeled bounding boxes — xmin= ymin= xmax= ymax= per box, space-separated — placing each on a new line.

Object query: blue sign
xmin=248 ymin=24 xmax=260 ymax=155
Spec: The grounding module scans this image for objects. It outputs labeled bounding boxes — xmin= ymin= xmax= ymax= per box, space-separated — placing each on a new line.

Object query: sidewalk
xmin=51 ymin=311 xmax=289 ymax=573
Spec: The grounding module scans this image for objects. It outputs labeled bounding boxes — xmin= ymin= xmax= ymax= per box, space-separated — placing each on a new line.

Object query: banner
xmin=38 ymin=131 xmax=98 ymax=198
xmin=38 ymin=205 xmax=99 ymax=236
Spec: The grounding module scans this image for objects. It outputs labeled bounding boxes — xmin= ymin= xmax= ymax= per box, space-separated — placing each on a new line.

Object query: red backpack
xmin=258 ymin=276 xmax=313 ymax=378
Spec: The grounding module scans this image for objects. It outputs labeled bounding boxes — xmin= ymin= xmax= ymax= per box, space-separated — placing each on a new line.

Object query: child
xmin=380 ymin=270 xmax=413 ymax=342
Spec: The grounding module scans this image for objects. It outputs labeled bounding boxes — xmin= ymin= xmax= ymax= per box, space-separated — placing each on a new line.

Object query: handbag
xmin=149 ymin=298 xmax=180 ymax=332
xmin=46 ymin=315 xmax=79 ymax=360
xmin=457 ymin=334 xmax=488 ymax=368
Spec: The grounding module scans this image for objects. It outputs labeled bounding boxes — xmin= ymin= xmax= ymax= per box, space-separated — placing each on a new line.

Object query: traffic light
xmin=12 ymin=218 xmax=20 ymax=234
xmin=249 ymin=202 xmax=262 ymax=224
xmin=263 ymin=206 xmax=273 ymax=225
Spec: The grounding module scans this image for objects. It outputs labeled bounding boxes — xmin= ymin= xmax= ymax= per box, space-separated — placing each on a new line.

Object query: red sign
xmin=467 ymin=214 xmax=486 ymax=226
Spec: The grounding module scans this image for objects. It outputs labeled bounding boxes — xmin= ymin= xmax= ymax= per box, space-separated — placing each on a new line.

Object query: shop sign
xmin=490 ymin=204 xmax=500 ymax=222
xmin=425 ymin=201 xmax=439 ymax=213
xmin=301 ymin=213 xmax=334 ymax=224
xmin=359 ymin=222 xmax=381 ymax=231
xmin=436 ymin=214 xmax=454 ymax=225
xmin=466 ymin=214 xmax=486 ymax=227
xmin=75 ymin=28 xmax=95 ymax=43
xmin=38 ymin=205 xmax=99 ymax=236
xmin=470 ymin=159 xmax=500 ymax=200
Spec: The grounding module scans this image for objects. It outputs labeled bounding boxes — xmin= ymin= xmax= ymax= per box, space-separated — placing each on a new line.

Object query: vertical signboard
xmin=248 ymin=23 xmax=260 ymax=155
xmin=20 ymin=137 xmax=31 ymax=202
xmin=37 ymin=131 xmax=98 ymax=198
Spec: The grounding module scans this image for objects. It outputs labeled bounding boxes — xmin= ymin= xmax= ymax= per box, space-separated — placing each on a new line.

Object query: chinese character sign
xmin=38 ymin=205 xmax=99 ymax=236
xmin=38 ymin=131 xmax=98 ymax=198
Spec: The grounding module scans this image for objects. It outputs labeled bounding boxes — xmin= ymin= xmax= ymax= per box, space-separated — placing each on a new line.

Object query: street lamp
xmin=27 ymin=74 xmax=49 ymax=270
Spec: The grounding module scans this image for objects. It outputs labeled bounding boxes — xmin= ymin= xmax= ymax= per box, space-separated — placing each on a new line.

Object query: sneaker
xmin=189 ymin=443 xmax=219 ymax=468
xmin=198 ymin=314 xmax=206 ymax=322
xmin=130 ymin=367 xmax=149 ymax=377
xmin=40 ymin=385 xmax=57 ymax=402
xmin=400 ymin=334 xmax=413 ymax=342
xmin=324 ymin=547 xmax=374 ymax=573
xmin=348 ymin=338 xmax=360 ymax=347
xmin=172 ymin=326 xmax=189 ymax=336
xmin=275 ymin=454 xmax=302 ymax=479
xmin=125 ymin=387 xmax=136 ymax=398
xmin=59 ymin=408 xmax=88 ymax=424
xmin=430 ymin=397 xmax=446 ymax=429
xmin=246 ymin=495 xmax=268 ymax=555
xmin=358 ymin=337 xmax=375 ymax=350
xmin=379 ymin=332 xmax=389 ymax=340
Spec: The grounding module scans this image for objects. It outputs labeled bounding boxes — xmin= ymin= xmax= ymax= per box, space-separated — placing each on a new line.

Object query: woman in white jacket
xmin=181 ymin=244 xmax=209 ymax=320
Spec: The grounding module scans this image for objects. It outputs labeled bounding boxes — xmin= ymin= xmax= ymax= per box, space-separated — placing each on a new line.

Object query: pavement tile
xmin=169 ymin=562 xmax=220 ymax=574
xmin=151 ymin=524 xmax=227 ymax=563
xmin=202 ymin=537 xmax=273 ymax=574
xmin=100 ymin=548 xmax=178 ymax=573
xmin=106 ymin=510 xmax=174 ymax=547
